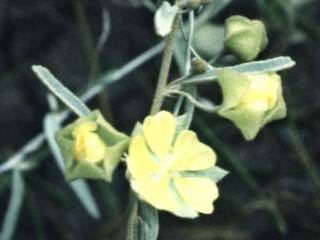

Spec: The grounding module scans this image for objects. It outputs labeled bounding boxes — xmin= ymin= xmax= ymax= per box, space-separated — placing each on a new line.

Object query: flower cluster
xmin=53 ymin=12 xmax=291 ymax=221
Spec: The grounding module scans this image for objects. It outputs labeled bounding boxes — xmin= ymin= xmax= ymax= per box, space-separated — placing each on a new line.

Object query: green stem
xmin=72 ymin=0 xmax=114 ymax=121
xmin=150 ymin=15 xmax=180 ymax=115
xmin=73 ymin=0 xmax=100 ymax=81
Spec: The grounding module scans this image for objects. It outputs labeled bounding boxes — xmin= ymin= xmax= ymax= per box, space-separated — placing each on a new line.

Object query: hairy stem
xmin=150 ymin=15 xmax=180 ymax=115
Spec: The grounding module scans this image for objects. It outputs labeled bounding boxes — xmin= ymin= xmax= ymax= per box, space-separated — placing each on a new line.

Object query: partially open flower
xmin=126 ymin=111 xmax=227 ymax=218
xmin=217 ymin=69 xmax=286 ymax=140
xmin=57 ymin=110 xmax=129 ymax=182
xmin=224 ymin=15 xmax=268 ymax=61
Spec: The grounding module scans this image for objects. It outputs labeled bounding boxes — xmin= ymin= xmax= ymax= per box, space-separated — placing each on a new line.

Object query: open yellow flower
xmin=217 ymin=69 xmax=286 ymax=140
xmin=127 ymin=111 xmax=223 ymax=218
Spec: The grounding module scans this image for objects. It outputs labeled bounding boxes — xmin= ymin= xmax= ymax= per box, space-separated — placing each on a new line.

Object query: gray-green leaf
xmin=32 ymin=65 xmax=91 ymax=117
xmin=0 ymin=170 xmax=25 ymax=240
xmin=183 ymin=56 xmax=295 ymax=85
xmin=154 ymin=1 xmax=178 ymax=37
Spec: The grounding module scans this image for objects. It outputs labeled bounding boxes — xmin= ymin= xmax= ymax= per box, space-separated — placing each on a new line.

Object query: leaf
xmin=138 ymin=201 xmax=159 ymax=240
xmin=183 ymin=86 xmax=197 ymax=129
xmin=0 ymin=134 xmax=45 ymax=174
xmin=193 ymin=24 xmax=225 ymax=60
xmin=183 ymin=56 xmax=296 ymax=85
xmin=226 ymin=56 xmax=296 ymax=74
xmin=43 ymin=113 xmax=100 ymax=219
xmin=0 ymin=170 xmax=25 ymax=240
xmin=154 ymin=1 xmax=178 ymax=37
xmin=32 ymin=65 xmax=91 ymax=117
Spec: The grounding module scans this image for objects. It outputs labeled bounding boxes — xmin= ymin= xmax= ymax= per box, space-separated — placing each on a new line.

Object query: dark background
xmin=1 ymin=0 xmax=320 ymax=239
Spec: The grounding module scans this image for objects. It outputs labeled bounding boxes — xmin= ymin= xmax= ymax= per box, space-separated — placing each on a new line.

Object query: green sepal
xmin=262 ymin=85 xmax=287 ymax=126
xmin=130 ymin=121 xmax=143 ymax=137
xmin=217 ymin=69 xmax=251 ymax=110
xmin=224 ymin=15 xmax=268 ymax=61
xmin=217 ymin=69 xmax=287 ymax=140
xmin=56 ymin=110 xmax=129 ymax=182
xmin=180 ymin=166 xmax=229 ymax=183
xmin=219 ymin=106 xmax=266 ymax=140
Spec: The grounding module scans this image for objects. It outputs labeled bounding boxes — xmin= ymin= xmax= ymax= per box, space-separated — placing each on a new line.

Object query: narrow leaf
xmin=43 ymin=113 xmax=100 ymax=219
xmin=0 ymin=170 xmax=25 ymax=240
xmin=183 ymin=86 xmax=197 ymax=129
xmin=32 ymin=65 xmax=91 ymax=117
xmin=0 ymin=134 xmax=45 ymax=174
xmin=226 ymin=56 xmax=296 ymax=74
xmin=184 ymin=56 xmax=296 ymax=85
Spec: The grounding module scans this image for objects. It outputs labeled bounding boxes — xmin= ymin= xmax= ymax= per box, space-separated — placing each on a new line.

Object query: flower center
xmin=154 ymin=152 xmax=179 ymax=180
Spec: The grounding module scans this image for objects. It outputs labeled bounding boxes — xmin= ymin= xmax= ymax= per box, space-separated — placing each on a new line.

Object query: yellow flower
xmin=72 ymin=121 xmax=107 ymax=163
xmin=57 ymin=110 xmax=129 ymax=182
xmin=127 ymin=111 xmax=220 ymax=218
xmin=217 ymin=69 xmax=286 ymax=140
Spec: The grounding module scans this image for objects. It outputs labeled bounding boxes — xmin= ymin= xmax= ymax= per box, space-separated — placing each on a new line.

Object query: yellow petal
xmin=172 ymin=130 xmax=216 ymax=171
xmin=174 ymin=177 xmax=218 ymax=214
xmin=72 ymin=121 xmax=97 ymax=137
xmin=74 ymin=131 xmax=106 ymax=163
xmin=143 ymin=111 xmax=176 ymax=160
xmin=132 ymin=176 xmax=178 ymax=212
xmin=127 ymin=135 xmax=160 ymax=181
xmin=240 ymin=73 xmax=280 ymax=111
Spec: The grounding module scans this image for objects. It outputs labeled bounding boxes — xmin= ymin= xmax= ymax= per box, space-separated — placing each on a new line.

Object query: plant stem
xmin=287 ymin=123 xmax=320 ymax=199
xmin=73 ymin=0 xmax=100 ymax=81
xmin=150 ymin=15 xmax=180 ymax=115
xmin=73 ymin=0 xmax=114 ymax=121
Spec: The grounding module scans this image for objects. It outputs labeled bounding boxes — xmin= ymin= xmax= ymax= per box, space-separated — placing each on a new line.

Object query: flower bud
xmin=224 ymin=15 xmax=268 ymax=61
xmin=217 ymin=69 xmax=286 ymax=140
xmin=192 ymin=58 xmax=209 ymax=74
xmin=56 ymin=110 xmax=129 ymax=182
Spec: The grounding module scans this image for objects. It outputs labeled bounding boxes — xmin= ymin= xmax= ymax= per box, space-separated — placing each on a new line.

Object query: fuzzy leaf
xmin=32 ymin=65 xmax=91 ymax=117
xmin=154 ymin=1 xmax=178 ymax=37
xmin=183 ymin=56 xmax=295 ymax=85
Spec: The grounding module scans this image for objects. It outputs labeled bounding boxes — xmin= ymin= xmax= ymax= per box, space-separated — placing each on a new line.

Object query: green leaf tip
xmin=32 ymin=65 xmax=91 ymax=117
